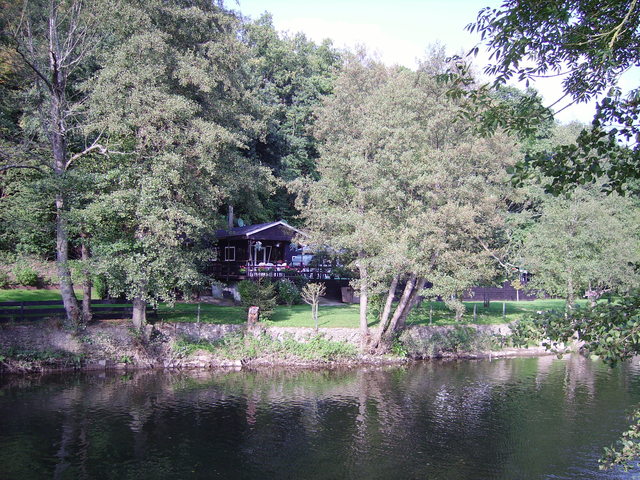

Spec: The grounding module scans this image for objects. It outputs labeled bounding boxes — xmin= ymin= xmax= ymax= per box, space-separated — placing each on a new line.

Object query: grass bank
xmin=157 ymin=298 xmax=581 ymax=327
xmin=0 ymin=289 xmax=583 ymax=328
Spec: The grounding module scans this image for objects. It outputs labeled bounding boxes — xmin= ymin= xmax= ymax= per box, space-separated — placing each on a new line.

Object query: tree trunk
xmin=49 ymin=3 xmax=80 ymax=325
xmin=379 ymin=276 xmax=399 ymax=331
xmin=358 ymin=264 xmax=369 ymax=348
xmin=81 ymin=235 xmax=92 ymax=324
xmin=370 ymin=275 xmax=399 ymax=350
xmin=132 ymin=297 xmax=146 ymax=330
xmin=396 ymin=277 xmax=426 ymax=330
xmin=56 ymin=194 xmax=80 ymax=324
xmin=313 ymin=302 xmax=319 ymax=331
xmin=373 ymin=274 xmax=418 ymax=352
xmin=227 ymin=204 xmax=234 ymax=229
xmin=566 ymin=274 xmax=575 ymax=310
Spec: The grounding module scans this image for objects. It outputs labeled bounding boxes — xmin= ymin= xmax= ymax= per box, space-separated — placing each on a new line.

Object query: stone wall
xmin=0 ymin=321 xmax=552 ymax=373
xmin=0 ymin=322 xmax=516 ymax=353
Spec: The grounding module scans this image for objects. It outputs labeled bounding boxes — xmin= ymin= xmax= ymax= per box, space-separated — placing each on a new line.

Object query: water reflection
xmin=0 ymin=356 xmax=638 ymax=479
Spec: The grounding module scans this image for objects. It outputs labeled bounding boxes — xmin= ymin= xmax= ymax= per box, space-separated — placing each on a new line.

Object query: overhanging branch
xmin=0 ymin=164 xmax=45 ymax=173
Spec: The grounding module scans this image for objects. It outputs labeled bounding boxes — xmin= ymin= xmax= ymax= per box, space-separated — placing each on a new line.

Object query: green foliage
xmin=517 ymin=187 xmax=640 ymax=305
xmin=390 ymin=336 xmax=408 ymax=357
xmin=289 ymin=275 xmax=310 ymax=291
xmin=466 ymin=0 xmax=640 ymax=194
xmin=93 ymin=275 xmax=108 ymax=300
xmin=242 ymin=14 xmax=341 ymax=220
xmin=509 ymin=316 xmax=545 ymax=348
xmin=0 ymin=271 xmax=10 ymax=288
xmin=64 ymin=0 xmax=274 ymax=322
xmin=276 ymin=279 xmax=301 ymax=305
xmin=0 ymin=347 xmax=84 ymax=368
xmin=297 ymin=48 xmax=518 ymax=338
xmin=601 ymin=409 xmax=640 ymax=471
xmin=534 ymin=292 xmax=640 ymax=367
xmin=220 ymin=333 xmax=357 ymax=362
xmin=174 ymin=332 xmax=357 ymax=362
xmin=173 ymin=337 xmax=220 ymax=357
xmin=237 ymin=279 xmax=277 ymax=320
xmin=398 ymin=326 xmax=503 ymax=358
xmin=12 ymin=262 xmax=39 ymax=287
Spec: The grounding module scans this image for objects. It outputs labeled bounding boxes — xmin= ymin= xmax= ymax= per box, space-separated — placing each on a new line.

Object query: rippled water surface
xmin=2 ymin=356 xmax=640 ymax=479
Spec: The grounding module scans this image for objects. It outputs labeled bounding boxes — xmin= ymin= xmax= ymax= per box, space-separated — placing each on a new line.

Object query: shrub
xmin=0 ymin=271 xmax=10 ymax=288
xmin=237 ymin=278 xmax=277 ymax=320
xmin=277 ymin=279 xmax=301 ymax=305
xmin=398 ymin=326 xmax=503 ymax=358
xmin=93 ymin=275 xmax=108 ymax=299
xmin=215 ymin=333 xmax=357 ymax=361
xmin=290 ymin=275 xmax=309 ymax=290
xmin=12 ymin=263 xmax=40 ymax=287
xmin=509 ymin=316 xmax=545 ymax=348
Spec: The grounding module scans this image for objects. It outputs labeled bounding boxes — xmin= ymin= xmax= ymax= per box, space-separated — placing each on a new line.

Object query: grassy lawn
xmin=0 ymin=289 xmax=582 ymax=328
xmin=154 ymin=303 xmax=362 ymax=328
xmin=0 ymin=288 xmax=99 ymax=303
xmin=156 ymin=298 xmax=580 ymax=328
xmin=156 ymin=303 xmax=246 ymax=324
xmin=405 ymin=299 xmax=582 ymax=326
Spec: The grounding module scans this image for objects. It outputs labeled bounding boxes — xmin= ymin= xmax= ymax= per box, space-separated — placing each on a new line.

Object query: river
xmin=1 ymin=355 xmax=639 ymax=479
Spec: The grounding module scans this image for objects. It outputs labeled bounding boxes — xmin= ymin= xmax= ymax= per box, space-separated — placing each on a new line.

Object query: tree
xmin=519 ymin=187 xmax=640 ymax=307
xmin=467 ymin=2 xmax=640 ymax=469
xmin=83 ymin=0 xmax=272 ymax=328
xmin=301 ymin=282 xmax=326 ymax=330
xmin=297 ymin=49 xmax=517 ymax=350
xmin=241 ymin=14 xmax=340 ymax=222
xmin=0 ymin=0 xmax=120 ymax=324
xmin=464 ymin=0 xmax=640 ymax=195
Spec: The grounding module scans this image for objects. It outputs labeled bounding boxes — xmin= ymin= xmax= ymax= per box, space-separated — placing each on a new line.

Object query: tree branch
xmin=65 ymin=141 xmax=127 ymax=170
xmin=0 ymin=164 xmax=45 ymax=173
xmin=476 ymin=237 xmax=521 ymax=271
xmin=14 ymin=47 xmax=53 ymax=92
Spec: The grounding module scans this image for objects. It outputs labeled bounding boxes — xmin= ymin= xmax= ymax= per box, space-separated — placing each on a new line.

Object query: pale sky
xmin=235 ymin=0 xmax=639 ymax=125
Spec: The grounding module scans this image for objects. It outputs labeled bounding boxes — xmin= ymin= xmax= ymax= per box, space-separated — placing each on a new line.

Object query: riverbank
xmin=0 ymin=321 xmax=560 ymax=374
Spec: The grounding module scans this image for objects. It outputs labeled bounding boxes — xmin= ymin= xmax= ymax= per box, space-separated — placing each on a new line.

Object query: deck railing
xmin=208 ymin=262 xmax=350 ymax=281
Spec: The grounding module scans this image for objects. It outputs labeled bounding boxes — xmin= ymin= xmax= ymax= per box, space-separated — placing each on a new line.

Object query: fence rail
xmin=0 ymin=299 xmax=152 ymax=323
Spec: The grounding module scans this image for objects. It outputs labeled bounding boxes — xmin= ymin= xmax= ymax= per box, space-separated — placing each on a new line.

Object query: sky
xmin=235 ymin=0 xmax=638 ymax=124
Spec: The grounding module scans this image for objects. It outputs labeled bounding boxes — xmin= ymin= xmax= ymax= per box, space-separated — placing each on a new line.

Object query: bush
xmin=0 ymin=271 xmax=10 ymax=288
xmin=237 ymin=278 xmax=277 ymax=320
xmin=509 ymin=316 xmax=545 ymax=348
xmin=289 ymin=275 xmax=309 ymax=290
xmin=12 ymin=263 xmax=40 ymax=287
xmin=93 ymin=275 xmax=108 ymax=299
xmin=399 ymin=326 xmax=503 ymax=358
xmin=276 ymin=279 xmax=302 ymax=305
xmin=207 ymin=333 xmax=357 ymax=362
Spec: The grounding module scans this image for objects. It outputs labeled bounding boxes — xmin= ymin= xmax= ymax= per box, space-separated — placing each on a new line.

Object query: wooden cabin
xmin=209 ymin=220 xmax=308 ymax=280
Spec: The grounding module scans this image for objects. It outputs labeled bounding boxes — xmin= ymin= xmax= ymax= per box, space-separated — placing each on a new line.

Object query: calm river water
xmin=1 ymin=355 xmax=640 ymax=479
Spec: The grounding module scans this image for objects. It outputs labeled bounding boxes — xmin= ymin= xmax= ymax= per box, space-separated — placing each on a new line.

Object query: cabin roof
xmin=215 ymin=220 xmax=306 ymax=240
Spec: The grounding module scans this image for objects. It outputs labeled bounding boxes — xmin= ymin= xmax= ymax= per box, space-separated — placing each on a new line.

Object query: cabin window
xmin=224 ymin=246 xmax=236 ymax=261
